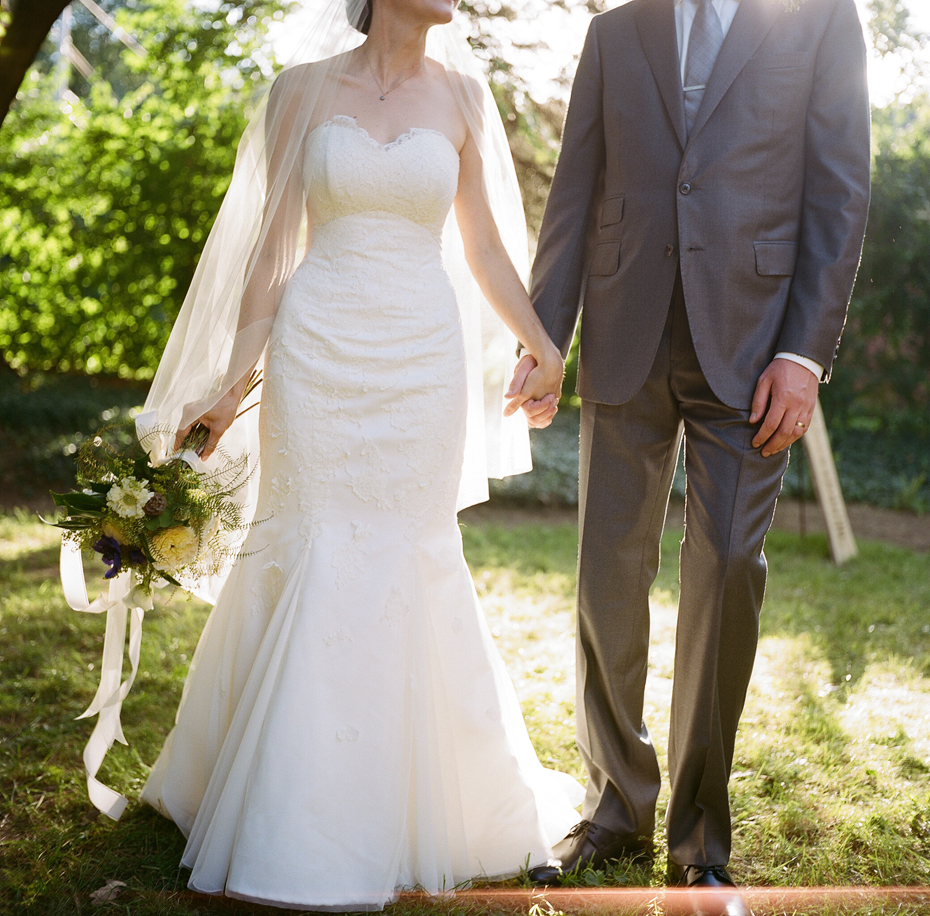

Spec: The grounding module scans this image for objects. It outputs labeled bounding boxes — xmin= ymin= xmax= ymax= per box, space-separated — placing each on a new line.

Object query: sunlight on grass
xmin=464 ymin=521 xmax=930 ymax=898
xmin=1 ymin=511 xmax=929 ymax=914
xmin=0 ymin=507 xmax=59 ymax=561
xmin=462 ymin=522 xmax=581 ymax=782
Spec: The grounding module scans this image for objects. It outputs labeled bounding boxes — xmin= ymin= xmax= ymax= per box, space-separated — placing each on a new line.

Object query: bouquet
xmin=48 ymin=372 xmax=260 ymax=597
xmin=49 ymin=426 xmax=250 ymax=596
xmin=51 ymin=378 xmax=260 ymax=821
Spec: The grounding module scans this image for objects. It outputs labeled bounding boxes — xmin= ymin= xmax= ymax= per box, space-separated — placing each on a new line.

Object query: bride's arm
xmin=174 ymin=179 xmax=304 ymax=458
xmin=175 ymin=74 xmax=308 ymax=458
xmin=453 ymin=129 xmax=563 ymax=426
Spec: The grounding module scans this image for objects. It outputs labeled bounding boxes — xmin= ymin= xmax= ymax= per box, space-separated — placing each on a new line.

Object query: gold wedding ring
xmin=796 ymin=421 xmax=807 ymax=428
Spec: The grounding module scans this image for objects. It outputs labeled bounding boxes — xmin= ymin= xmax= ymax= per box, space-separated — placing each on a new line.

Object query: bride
xmin=137 ymin=0 xmax=581 ymax=908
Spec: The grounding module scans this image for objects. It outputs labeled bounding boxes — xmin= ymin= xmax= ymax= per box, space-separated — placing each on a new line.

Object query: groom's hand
xmin=504 ymin=354 xmax=559 ymax=428
xmin=521 ymin=397 xmax=559 ymax=428
xmin=750 ymin=358 xmax=818 ymax=457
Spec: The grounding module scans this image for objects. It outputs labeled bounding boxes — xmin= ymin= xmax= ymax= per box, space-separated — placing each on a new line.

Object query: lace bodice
xmin=304 ymin=116 xmax=460 ymax=238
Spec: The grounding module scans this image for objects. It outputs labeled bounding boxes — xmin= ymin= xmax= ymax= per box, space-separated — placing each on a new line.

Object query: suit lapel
xmin=688 ymin=0 xmax=781 ymax=140
xmin=634 ymin=0 xmax=687 ymax=150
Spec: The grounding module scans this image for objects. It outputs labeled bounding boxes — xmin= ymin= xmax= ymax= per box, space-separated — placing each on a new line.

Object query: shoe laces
xmin=566 ymin=819 xmax=592 ymax=839
xmin=683 ymin=864 xmax=733 ymax=885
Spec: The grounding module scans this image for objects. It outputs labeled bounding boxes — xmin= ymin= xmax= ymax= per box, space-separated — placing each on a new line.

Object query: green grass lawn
xmin=1 ymin=508 xmax=929 ymax=915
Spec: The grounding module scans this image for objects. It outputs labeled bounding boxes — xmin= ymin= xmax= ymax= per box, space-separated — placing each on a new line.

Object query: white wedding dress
xmin=141 ymin=115 xmax=582 ymax=911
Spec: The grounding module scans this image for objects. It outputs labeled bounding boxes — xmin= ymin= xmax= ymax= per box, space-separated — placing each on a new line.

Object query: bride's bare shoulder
xmin=270 ymin=51 xmax=356 ymax=94
xmin=427 ymin=57 xmax=483 ymax=98
xmin=265 ymin=53 xmax=358 ymax=131
xmin=427 ymin=59 xmax=493 ymax=148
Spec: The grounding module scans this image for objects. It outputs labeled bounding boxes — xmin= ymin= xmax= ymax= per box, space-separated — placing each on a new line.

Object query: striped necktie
xmin=683 ymin=0 xmax=724 ymax=135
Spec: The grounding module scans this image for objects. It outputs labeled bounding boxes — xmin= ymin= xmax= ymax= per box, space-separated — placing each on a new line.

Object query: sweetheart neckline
xmin=311 ymin=115 xmax=458 ymax=155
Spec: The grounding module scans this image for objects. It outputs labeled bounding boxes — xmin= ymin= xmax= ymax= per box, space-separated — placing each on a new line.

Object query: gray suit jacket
xmin=530 ymin=0 xmax=871 ymax=410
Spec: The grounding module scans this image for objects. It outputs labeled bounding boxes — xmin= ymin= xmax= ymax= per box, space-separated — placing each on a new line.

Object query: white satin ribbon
xmin=61 ymin=536 xmax=151 ymax=820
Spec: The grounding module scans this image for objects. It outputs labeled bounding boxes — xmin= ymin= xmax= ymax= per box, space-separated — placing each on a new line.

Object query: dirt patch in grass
xmin=463 ymin=496 xmax=930 ymax=553
xmin=772 ymin=498 xmax=930 ymax=553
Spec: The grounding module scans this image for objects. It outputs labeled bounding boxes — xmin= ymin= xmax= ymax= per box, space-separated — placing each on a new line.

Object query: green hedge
xmin=491 ymin=407 xmax=930 ymax=513
xmin=2 ymin=373 xmax=927 ymax=514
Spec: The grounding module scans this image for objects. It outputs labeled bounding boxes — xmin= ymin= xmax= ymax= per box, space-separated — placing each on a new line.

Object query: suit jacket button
xmin=679 ymin=182 xmax=692 ymax=195
xmin=665 ymin=244 xmax=675 ymax=257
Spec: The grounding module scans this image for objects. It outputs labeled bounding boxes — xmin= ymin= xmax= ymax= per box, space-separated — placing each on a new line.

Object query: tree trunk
xmin=0 ymin=0 xmax=71 ymax=128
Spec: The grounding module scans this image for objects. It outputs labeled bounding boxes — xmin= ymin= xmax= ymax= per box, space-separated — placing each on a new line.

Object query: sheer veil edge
xmin=136 ymin=0 xmax=533 ymax=603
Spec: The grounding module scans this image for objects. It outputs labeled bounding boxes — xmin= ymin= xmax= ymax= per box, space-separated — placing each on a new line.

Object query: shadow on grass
xmin=0 ymin=525 xmax=214 ymax=914
xmin=755 ymin=530 xmax=930 ymax=691
xmin=731 ymin=668 xmax=930 ymax=887
xmin=3 ymin=517 xmax=930 ymax=913
xmin=652 ymin=524 xmax=930 ymax=693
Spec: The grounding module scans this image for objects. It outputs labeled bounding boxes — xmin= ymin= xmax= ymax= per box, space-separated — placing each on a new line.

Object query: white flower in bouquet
xmin=150 ymin=525 xmax=201 ymax=571
xmin=127 ymin=582 xmax=155 ymax=611
xmin=106 ymin=477 xmax=155 ymax=519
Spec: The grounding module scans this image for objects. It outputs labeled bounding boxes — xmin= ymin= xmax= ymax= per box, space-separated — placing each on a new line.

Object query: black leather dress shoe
xmin=672 ymin=864 xmax=749 ymax=916
xmin=527 ymin=820 xmax=652 ymax=885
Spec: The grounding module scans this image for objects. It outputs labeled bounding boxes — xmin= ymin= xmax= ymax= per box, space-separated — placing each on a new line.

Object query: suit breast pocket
xmin=743 ymin=51 xmax=810 ymax=73
xmin=598 ymin=196 xmax=624 ymax=239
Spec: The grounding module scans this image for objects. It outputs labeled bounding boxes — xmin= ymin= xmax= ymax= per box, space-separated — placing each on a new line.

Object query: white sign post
xmin=802 ymin=399 xmax=858 ymax=565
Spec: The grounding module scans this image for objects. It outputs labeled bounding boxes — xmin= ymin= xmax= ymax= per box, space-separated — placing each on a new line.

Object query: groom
xmin=514 ymin=0 xmax=871 ymax=906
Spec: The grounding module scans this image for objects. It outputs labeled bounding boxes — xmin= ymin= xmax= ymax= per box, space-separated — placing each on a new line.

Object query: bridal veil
xmin=137 ymin=0 xmax=533 ymax=604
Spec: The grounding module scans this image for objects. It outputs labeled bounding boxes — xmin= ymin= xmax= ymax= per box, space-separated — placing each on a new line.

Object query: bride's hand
xmin=503 ymin=351 xmax=563 ymax=429
xmin=174 ymin=387 xmax=241 ymax=460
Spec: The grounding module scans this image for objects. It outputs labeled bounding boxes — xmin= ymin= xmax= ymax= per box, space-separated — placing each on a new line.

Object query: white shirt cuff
xmin=774 ymin=352 xmax=824 ymax=381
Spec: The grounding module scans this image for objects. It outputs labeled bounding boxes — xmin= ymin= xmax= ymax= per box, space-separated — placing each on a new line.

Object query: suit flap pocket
xmin=599 ymin=196 xmax=624 ymax=227
xmin=589 ymin=242 xmax=620 ymax=277
xmin=754 ymin=241 xmax=798 ymax=277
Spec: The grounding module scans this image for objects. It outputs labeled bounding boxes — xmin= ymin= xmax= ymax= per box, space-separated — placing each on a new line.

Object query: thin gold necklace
xmin=365 ymin=53 xmax=423 ymax=101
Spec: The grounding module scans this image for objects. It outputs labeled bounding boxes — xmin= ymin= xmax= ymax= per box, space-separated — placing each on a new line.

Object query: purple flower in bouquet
xmin=92 ymin=536 xmax=122 ymax=579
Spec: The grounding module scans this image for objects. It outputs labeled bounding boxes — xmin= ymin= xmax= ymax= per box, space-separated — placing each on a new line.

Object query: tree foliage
xmin=460 ymin=0 xmax=596 ymax=238
xmin=1 ymin=0 xmax=930 ymax=445
xmin=0 ymin=0 xmax=290 ymax=378
xmin=866 ymin=0 xmax=927 ymax=91
xmin=822 ymin=95 xmax=930 ymax=434
xmin=0 ymin=0 xmax=71 ymax=126
xmin=819 ymin=0 xmax=930 ymax=435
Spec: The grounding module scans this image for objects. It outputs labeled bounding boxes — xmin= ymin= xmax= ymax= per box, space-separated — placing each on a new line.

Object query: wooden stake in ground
xmin=802 ymin=398 xmax=858 ymax=565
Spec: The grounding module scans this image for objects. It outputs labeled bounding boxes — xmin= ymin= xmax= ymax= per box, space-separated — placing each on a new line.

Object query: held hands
xmin=750 ymin=358 xmax=819 ymax=457
xmin=504 ymin=351 xmax=563 ymax=429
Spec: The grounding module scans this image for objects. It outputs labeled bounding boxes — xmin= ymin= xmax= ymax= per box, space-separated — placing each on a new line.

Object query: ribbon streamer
xmin=61 ymin=537 xmax=151 ymax=820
